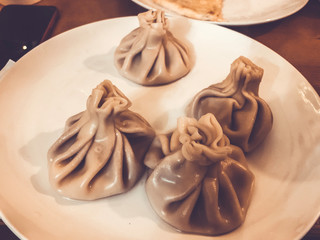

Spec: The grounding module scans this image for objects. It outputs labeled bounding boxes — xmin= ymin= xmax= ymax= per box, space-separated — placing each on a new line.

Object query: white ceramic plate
xmin=132 ymin=0 xmax=309 ymax=26
xmin=0 ymin=16 xmax=320 ymax=240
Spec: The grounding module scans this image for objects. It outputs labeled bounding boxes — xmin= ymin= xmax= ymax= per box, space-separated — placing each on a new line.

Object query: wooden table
xmin=0 ymin=0 xmax=319 ymax=239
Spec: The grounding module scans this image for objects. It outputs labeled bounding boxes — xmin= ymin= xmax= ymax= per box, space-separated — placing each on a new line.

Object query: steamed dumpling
xmin=187 ymin=56 xmax=273 ymax=152
xmin=114 ymin=10 xmax=192 ymax=86
xmin=47 ymin=80 xmax=155 ymax=200
xmin=144 ymin=113 xmax=255 ymax=236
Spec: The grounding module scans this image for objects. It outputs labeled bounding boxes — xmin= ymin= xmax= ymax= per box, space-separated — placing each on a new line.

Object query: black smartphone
xmin=0 ymin=4 xmax=59 ymax=69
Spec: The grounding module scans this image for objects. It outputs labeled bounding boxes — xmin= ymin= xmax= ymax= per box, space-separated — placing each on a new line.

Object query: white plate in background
xmin=132 ymin=0 xmax=309 ymax=26
xmin=0 ymin=16 xmax=320 ymax=240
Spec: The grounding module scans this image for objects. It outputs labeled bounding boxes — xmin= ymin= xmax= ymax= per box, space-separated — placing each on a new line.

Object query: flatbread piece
xmin=153 ymin=0 xmax=224 ymax=21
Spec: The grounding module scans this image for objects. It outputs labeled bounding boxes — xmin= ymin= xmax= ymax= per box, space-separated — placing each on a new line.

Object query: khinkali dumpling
xmin=48 ymin=80 xmax=155 ymax=200
xmin=114 ymin=10 xmax=192 ymax=86
xmin=187 ymin=56 xmax=273 ymax=152
xmin=144 ymin=113 xmax=254 ymax=236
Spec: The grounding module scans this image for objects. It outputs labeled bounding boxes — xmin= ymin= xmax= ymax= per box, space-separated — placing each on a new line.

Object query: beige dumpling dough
xmin=144 ymin=113 xmax=254 ymax=236
xmin=48 ymin=80 xmax=155 ymax=200
xmin=114 ymin=10 xmax=192 ymax=86
xmin=187 ymin=56 xmax=273 ymax=152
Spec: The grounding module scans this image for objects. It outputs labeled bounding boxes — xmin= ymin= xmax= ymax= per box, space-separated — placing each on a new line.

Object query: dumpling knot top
xmin=114 ymin=10 xmax=192 ymax=86
xmin=47 ymin=80 xmax=155 ymax=200
xmin=187 ymin=56 xmax=273 ymax=152
xmin=144 ymin=113 xmax=255 ymax=236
